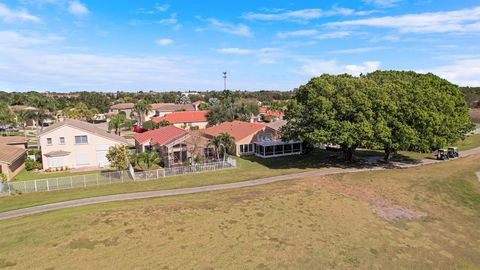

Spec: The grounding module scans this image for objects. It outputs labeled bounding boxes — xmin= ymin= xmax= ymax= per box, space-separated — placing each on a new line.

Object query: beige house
xmin=151 ymin=103 xmax=196 ymax=117
xmin=133 ymin=127 xmax=213 ymax=167
xmin=38 ymin=119 xmax=128 ymax=170
xmin=0 ymin=136 xmax=29 ymax=180
xmin=151 ymin=111 xmax=208 ymax=130
xmin=109 ymin=103 xmax=135 ymax=119
xmin=203 ymin=120 xmax=301 ymax=158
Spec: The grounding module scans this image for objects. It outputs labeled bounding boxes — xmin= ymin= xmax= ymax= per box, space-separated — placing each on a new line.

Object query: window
xmin=204 ymin=148 xmax=214 ymax=157
xmin=46 ymin=138 xmax=52 ymax=145
xmin=59 ymin=137 xmax=65 ymax=145
xmin=240 ymin=144 xmax=253 ymax=153
xmin=75 ymin=135 xmax=88 ymax=144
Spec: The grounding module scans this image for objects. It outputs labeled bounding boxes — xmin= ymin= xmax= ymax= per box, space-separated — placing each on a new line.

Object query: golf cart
xmin=436 ymin=149 xmax=449 ymax=160
xmin=447 ymin=147 xmax=459 ymax=158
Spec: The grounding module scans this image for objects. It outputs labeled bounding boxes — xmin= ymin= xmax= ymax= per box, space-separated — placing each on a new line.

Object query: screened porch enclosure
xmin=254 ymin=141 xmax=302 ymax=158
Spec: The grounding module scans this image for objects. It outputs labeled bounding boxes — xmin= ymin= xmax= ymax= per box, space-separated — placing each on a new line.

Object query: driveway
xmin=1 ymin=147 xmax=479 ymax=221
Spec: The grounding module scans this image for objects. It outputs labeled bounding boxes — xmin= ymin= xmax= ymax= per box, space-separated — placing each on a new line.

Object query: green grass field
xmin=2 ymin=134 xmax=479 ymax=214
xmin=0 ymin=153 xmax=479 ymax=269
xmin=12 ymin=169 xmax=103 ymax=181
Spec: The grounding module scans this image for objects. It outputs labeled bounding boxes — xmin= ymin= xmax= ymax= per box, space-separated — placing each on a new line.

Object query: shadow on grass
xmin=243 ymin=148 xmax=428 ymax=171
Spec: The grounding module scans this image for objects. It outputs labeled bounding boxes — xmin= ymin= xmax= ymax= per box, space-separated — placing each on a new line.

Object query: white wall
xmin=39 ymin=126 xmax=124 ymax=169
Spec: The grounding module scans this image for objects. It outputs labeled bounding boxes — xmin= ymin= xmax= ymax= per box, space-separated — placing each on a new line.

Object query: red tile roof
xmin=133 ymin=125 xmax=188 ymax=145
xmin=259 ymin=107 xmax=284 ymax=117
xmin=192 ymin=100 xmax=205 ymax=105
xmin=202 ymin=121 xmax=265 ymax=142
xmin=151 ymin=111 xmax=208 ymax=124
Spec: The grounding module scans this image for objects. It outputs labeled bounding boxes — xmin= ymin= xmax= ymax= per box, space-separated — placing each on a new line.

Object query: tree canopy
xmin=283 ymin=71 xmax=474 ymax=161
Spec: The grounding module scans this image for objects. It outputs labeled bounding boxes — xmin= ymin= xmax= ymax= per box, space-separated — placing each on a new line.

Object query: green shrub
xmin=25 ymin=159 xmax=42 ymax=171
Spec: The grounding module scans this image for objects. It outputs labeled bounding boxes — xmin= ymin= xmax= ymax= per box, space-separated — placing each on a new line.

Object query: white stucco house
xmin=38 ymin=119 xmax=128 ymax=170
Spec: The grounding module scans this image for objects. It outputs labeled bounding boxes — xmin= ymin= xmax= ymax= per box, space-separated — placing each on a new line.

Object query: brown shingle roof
xmin=266 ymin=120 xmax=287 ymax=132
xmin=151 ymin=103 xmax=195 ymax=112
xmin=110 ymin=103 xmax=135 ymax=110
xmin=0 ymin=145 xmax=26 ymax=164
xmin=39 ymin=119 xmax=128 ymax=144
xmin=0 ymin=136 xmax=29 ymax=145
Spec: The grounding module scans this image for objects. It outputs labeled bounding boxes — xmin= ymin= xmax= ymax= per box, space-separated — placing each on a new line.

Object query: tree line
xmin=282 ymin=71 xmax=474 ymax=161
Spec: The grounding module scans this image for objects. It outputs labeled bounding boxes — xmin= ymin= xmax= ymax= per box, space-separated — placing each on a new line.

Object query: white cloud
xmin=276 ymin=29 xmax=352 ymax=40
xmin=425 ymin=58 xmax=480 ymax=86
xmin=315 ymin=31 xmax=351 ymax=39
xmin=277 ymin=29 xmax=319 ymax=39
xmin=0 ymin=31 xmax=63 ymax=47
xmin=199 ymin=18 xmax=253 ymax=37
xmin=68 ymin=0 xmax=89 ymax=16
xmin=0 ymin=46 xmax=215 ymax=90
xmin=242 ymin=7 xmax=375 ymax=23
xmin=326 ymin=6 xmax=480 ymax=34
xmin=156 ymin=13 xmax=182 ymax=30
xmin=362 ymin=0 xmax=403 ymax=7
xmin=155 ymin=38 xmax=173 ymax=46
xmin=332 ymin=46 xmax=386 ymax=54
xmin=218 ymin=47 xmax=281 ymax=64
xmin=218 ymin=48 xmax=254 ymax=55
xmin=0 ymin=3 xmax=39 ymax=23
xmin=301 ymin=59 xmax=380 ymax=76
xmin=156 ymin=4 xmax=170 ymax=12
xmin=156 ymin=14 xmax=177 ymax=25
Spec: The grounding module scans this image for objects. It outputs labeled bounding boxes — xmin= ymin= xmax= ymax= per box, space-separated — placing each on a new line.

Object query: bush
xmin=0 ymin=173 xmax=7 ymax=183
xmin=25 ymin=159 xmax=42 ymax=171
xmin=142 ymin=121 xmax=159 ymax=130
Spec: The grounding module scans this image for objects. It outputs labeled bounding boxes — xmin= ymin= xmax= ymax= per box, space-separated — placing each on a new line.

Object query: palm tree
xmin=140 ymin=151 xmax=160 ymax=169
xmin=28 ymin=95 xmax=56 ymax=131
xmin=108 ymin=113 xmax=127 ymax=135
xmin=218 ymin=132 xmax=235 ymax=160
xmin=208 ymin=136 xmax=223 ymax=161
xmin=0 ymin=102 xmax=15 ymax=136
xmin=14 ymin=109 xmax=34 ymax=137
xmin=133 ymin=100 xmax=152 ymax=125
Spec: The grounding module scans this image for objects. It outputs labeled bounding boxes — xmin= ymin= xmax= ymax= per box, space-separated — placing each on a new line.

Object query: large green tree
xmin=366 ymin=71 xmax=474 ymax=159
xmin=283 ymin=72 xmax=474 ymax=162
xmin=283 ymin=74 xmax=376 ymax=161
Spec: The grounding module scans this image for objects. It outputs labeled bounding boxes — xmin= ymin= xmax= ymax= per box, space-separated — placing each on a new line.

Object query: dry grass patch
xmin=0 ymin=155 xmax=479 ymax=269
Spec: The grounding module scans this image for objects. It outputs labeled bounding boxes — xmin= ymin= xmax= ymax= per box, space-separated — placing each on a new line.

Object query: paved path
xmin=1 ymin=147 xmax=479 ymax=221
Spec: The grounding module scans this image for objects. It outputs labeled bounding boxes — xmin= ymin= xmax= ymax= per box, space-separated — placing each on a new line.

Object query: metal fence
xmin=2 ymin=158 xmax=237 ymax=194
xmin=133 ymin=158 xmax=237 ymax=180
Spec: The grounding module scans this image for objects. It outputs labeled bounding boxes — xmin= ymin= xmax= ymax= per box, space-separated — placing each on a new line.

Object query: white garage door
xmin=96 ymin=144 xmax=114 ymax=167
xmin=75 ymin=153 xmax=90 ymax=166
xmin=48 ymin=156 xmax=66 ymax=168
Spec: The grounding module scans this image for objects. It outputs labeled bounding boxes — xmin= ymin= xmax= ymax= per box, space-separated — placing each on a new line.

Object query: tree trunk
xmin=342 ymin=146 xmax=356 ymax=162
xmin=384 ymin=148 xmax=396 ymax=161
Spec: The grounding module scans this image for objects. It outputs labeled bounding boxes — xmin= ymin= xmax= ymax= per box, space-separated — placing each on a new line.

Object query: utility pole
xmin=223 ymin=71 xmax=227 ymax=91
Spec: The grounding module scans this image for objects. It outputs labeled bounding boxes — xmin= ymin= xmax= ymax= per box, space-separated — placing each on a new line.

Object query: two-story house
xmin=38 ymin=119 xmax=128 ymax=170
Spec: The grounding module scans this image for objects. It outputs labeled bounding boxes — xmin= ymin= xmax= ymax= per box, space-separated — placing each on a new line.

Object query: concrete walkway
xmin=1 ymin=147 xmax=479 ymax=221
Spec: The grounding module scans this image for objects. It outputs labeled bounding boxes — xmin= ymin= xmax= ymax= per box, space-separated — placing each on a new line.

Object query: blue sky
xmin=0 ymin=0 xmax=479 ymax=91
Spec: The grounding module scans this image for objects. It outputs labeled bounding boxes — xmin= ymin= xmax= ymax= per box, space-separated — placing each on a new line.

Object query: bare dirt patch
xmin=320 ymin=178 xmax=428 ymax=222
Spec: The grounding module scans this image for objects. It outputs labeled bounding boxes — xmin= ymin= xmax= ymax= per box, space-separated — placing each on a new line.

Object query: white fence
xmin=2 ymin=158 xmax=237 ymax=194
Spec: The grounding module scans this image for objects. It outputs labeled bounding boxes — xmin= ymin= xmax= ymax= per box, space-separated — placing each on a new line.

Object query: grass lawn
xmin=12 ymin=169 xmax=103 ymax=181
xmin=0 ymin=154 xmax=479 ymax=269
xmin=1 ymin=135 xmax=480 ymax=214
xmin=0 ymin=152 xmax=336 ymax=213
